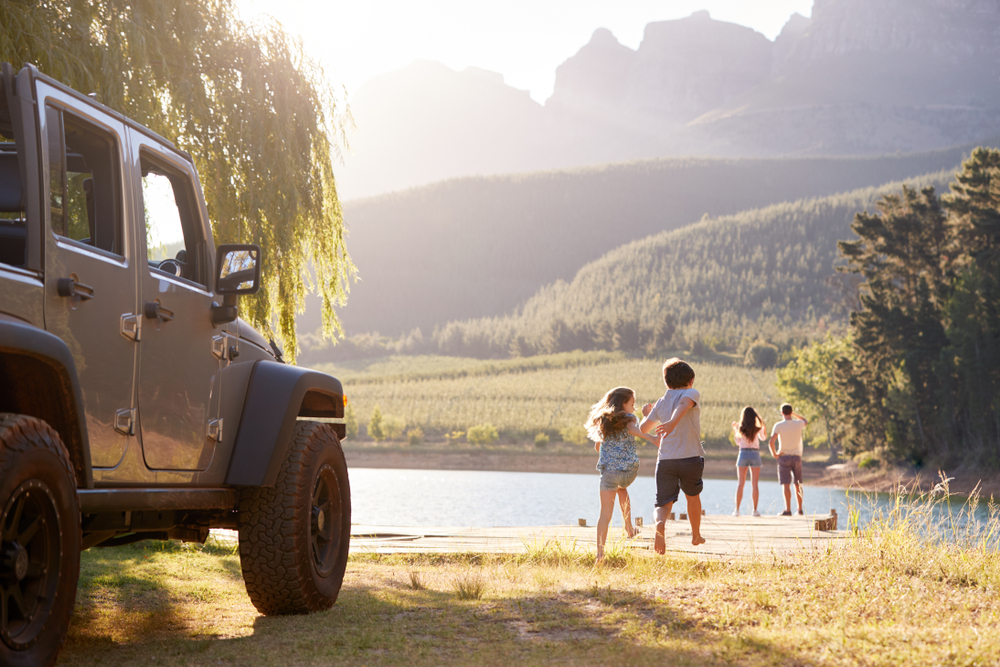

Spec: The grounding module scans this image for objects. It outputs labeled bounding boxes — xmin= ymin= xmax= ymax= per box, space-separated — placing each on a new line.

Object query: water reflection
xmin=350 ymin=468 xmax=990 ymax=531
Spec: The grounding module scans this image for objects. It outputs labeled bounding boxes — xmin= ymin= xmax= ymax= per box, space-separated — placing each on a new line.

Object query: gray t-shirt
xmin=650 ymin=388 xmax=704 ymax=460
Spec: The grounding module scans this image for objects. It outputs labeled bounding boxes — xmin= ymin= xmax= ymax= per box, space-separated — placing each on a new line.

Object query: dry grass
xmin=59 ymin=492 xmax=1000 ymax=666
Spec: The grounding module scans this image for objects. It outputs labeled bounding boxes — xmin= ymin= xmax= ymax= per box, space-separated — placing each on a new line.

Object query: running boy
xmin=640 ymin=358 xmax=706 ymax=553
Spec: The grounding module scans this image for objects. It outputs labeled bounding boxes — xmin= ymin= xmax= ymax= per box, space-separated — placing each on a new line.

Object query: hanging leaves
xmin=0 ymin=0 xmax=355 ymax=360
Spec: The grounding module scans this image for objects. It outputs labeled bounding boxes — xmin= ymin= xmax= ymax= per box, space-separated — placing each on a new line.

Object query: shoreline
xmin=343 ymin=447 xmax=1000 ymax=497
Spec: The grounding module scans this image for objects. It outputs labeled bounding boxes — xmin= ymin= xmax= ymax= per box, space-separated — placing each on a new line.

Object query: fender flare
xmin=224 ymin=360 xmax=345 ymax=487
xmin=0 ymin=319 xmax=92 ymax=487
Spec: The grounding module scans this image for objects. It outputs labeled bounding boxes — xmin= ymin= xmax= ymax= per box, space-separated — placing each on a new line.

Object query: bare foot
xmin=625 ymin=525 xmax=637 ymax=538
xmin=691 ymin=535 xmax=706 ymax=546
xmin=654 ymin=523 xmax=666 ymax=554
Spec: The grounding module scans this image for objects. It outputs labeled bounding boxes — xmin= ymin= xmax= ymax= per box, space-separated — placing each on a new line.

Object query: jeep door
xmin=37 ymin=82 xmax=139 ymax=469
xmin=128 ymin=133 xmax=223 ymax=471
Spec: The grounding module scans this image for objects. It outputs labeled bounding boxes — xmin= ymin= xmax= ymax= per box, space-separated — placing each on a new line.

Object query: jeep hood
xmin=227 ymin=318 xmax=272 ymax=355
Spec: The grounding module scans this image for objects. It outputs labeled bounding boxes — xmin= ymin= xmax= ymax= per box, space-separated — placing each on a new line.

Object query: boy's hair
xmin=663 ymin=358 xmax=695 ymax=389
xmin=585 ymin=386 xmax=635 ymax=442
xmin=781 ymin=403 xmax=793 ymax=415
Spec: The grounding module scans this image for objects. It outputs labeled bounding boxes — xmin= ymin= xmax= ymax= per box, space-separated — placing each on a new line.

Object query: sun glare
xmin=237 ymin=0 xmax=813 ymax=102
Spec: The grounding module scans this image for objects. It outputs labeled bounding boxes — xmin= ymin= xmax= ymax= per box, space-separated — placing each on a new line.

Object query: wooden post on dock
xmin=814 ymin=510 xmax=838 ymax=531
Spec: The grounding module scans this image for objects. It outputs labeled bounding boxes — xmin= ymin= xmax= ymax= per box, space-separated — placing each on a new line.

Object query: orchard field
xmin=314 ymin=352 xmax=785 ymax=446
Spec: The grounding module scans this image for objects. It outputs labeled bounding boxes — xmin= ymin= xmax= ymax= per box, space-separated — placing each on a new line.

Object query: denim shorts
xmin=600 ymin=466 xmax=638 ymax=491
xmin=655 ymin=456 xmax=704 ymax=506
xmin=736 ymin=449 xmax=762 ymax=468
xmin=778 ymin=455 xmax=803 ymax=485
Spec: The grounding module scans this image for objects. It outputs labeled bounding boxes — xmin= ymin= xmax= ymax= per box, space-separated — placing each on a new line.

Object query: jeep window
xmin=0 ymin=87 xmax=26 ymax=266
xmin=0 ymin=141 xmax=25 ymax=266
xmin=46 ymin=106 xmax=123 ymax=256
xmin=140 ymin=153 xmax=206 ymax=287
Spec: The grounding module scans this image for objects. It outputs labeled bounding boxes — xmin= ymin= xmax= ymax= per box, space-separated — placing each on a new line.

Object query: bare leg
xmin=654 ymin=502 xmax=674 ymax=555
xmin=687 ymin=494 xmax=706 ymax=546
xmin=616 ymin=488 xmax=635 ymax=537
xmin=795 ymin=481 xmax=804 ymax=514
xmin=782 ymin=483 xmax=792 ymax=513
xmin=750 ymin=466 xmax=761 ymax=512
xmin=735 ymin=466 xmax=747 ymax=513
xmin=596 ymin=488 xmax=617 ymax=561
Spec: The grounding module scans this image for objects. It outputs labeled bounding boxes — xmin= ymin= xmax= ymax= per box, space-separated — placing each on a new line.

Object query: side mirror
xmin=216 ymin=244 xmax=261 ymax=295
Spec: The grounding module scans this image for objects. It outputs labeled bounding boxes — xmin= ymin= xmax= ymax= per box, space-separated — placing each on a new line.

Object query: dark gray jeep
xmin=0 ymin=63 xmax=351 ymax=666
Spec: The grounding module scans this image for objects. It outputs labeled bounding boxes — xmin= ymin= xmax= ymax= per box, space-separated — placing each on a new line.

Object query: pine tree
xmin=836 ymin=185 xmax=953 ymax=459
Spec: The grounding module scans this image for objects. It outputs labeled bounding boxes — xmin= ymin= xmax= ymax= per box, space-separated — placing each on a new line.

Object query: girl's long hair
xmin=737 ymin=406 xmax=762 ymax=441
xmin=585 ymin=387 xmax=636 ymax=442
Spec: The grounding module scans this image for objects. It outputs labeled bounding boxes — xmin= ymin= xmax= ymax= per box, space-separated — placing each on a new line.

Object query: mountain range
xmin=336 ymin=0 xmax=1000 ymax=199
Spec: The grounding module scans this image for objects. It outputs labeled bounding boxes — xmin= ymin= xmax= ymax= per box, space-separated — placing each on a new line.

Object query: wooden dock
xmin=349 ymin=512 xmax=845 ymax=559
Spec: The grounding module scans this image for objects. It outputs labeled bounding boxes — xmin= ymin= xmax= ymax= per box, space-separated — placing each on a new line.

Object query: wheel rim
xmin=0 ymin=480 xmax=61 ymax=650
xmin=310 ymin=464 xmax=341 ymax=577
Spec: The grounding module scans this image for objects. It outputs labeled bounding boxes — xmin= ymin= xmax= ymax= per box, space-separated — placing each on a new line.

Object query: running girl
xmin=585 ymin=386 xmax=657 ymax=561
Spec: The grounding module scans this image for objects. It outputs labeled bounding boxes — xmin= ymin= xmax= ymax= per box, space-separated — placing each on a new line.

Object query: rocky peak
xmin=627 ymin=12 xmax=772 ymax=118
xmin=547 ymin=28 xmax=635 ymax=111
xmin=773 ymin=12 xmax=811 ymax=74
xmin=776 ymin=0 xmax=1000 ymax=71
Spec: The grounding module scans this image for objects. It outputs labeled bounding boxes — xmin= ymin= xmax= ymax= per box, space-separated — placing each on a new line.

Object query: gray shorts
xmin=778 ymin=455 xmax=803 ymax=485
xmin=600 ymin=467 xmax=638 ymax=491
xmin=736 ymin=449 xmax=762 ymax=468
xmin=655 ymin=456 xmax=704 ymax=506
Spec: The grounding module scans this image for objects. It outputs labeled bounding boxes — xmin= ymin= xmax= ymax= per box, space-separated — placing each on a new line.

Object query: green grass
xmin=59 ymin=490 xmax=1000 ymax=666
xmin=321 ymin=352 xmax=790 ymax=446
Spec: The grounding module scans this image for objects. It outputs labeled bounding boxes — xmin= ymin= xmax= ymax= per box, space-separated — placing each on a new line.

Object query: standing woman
xmin=732 ymin=406 xmax=766 ymax=517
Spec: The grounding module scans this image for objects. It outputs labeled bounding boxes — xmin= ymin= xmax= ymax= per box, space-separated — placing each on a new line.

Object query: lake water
xmin=348 ymin=467 xmax=990 ymax=531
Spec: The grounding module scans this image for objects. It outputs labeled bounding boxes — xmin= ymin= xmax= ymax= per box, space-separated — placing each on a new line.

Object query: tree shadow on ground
xmin=60 ymin=574 xmax=826 ymax=667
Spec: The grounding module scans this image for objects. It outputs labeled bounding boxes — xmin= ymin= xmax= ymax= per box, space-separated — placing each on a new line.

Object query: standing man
xmin=768 ymin=403 xmax=808 ymax=516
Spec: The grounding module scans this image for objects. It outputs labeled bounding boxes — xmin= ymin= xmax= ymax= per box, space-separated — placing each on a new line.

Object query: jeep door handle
xmin=57 ymin=277 xmax=95 ymax=300
xmin=144 ymin=301 xmax=175 ymax=322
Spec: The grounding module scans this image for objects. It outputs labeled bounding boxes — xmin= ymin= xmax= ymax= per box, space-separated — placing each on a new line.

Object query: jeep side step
xmin=78 ymin=488 xmax=238 ymax=512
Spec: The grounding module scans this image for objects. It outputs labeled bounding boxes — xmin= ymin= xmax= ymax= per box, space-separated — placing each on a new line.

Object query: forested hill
xmin=425 ymin=169 xmax=956 ymax=359
xmin=331 ymin=146 xmax=983 ymax=338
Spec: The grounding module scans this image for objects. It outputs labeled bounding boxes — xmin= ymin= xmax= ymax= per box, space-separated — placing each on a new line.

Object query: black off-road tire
xmin=0 ymin=414 xmax=80 ymax=667
xmin=237 ymin=421 xmax=351 ymax=615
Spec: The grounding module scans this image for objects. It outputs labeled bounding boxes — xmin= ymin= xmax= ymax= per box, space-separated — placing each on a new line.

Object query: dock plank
xmin=349 ymin=513 xmax=845 ymax=558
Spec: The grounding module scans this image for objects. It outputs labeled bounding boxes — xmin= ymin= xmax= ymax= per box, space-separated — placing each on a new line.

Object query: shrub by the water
xmin=368 ymin=405 xmax=385 ymax=442
xmin=560 ymin=425 xmax=589 ymax=445
xmin=345 ymin=403 xmax=358 ymax=439
xmin=467 ymin=424 xmax=499 ymax=446
xmin=383 ymin=415 xmax=406 ymax=440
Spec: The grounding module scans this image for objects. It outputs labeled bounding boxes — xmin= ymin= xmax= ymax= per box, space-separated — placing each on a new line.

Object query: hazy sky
xmin=240 ymin=1 xmax=814 ymax=103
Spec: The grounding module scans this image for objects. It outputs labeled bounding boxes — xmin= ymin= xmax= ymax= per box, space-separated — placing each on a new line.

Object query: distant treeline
xmin=300 ymin=169 xmax=954 ymax=365
xmin=329 ymin=146 xmax=982 ymax=338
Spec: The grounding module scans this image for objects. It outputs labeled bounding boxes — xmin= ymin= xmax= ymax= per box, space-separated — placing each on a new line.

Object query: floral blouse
xmin=596 ymin=414 xmax=641 ymax=473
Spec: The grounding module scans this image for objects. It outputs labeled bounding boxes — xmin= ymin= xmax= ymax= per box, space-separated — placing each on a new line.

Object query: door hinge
xmin=120 ymin=313 xmax=141 ymax=342
xmin=212 ymin=334 xmax=238 ymax=361
xmin=207 ymin=418 xmax=223 ymax=442
xmin=114 ymin=408 xmax=136 ymax=436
